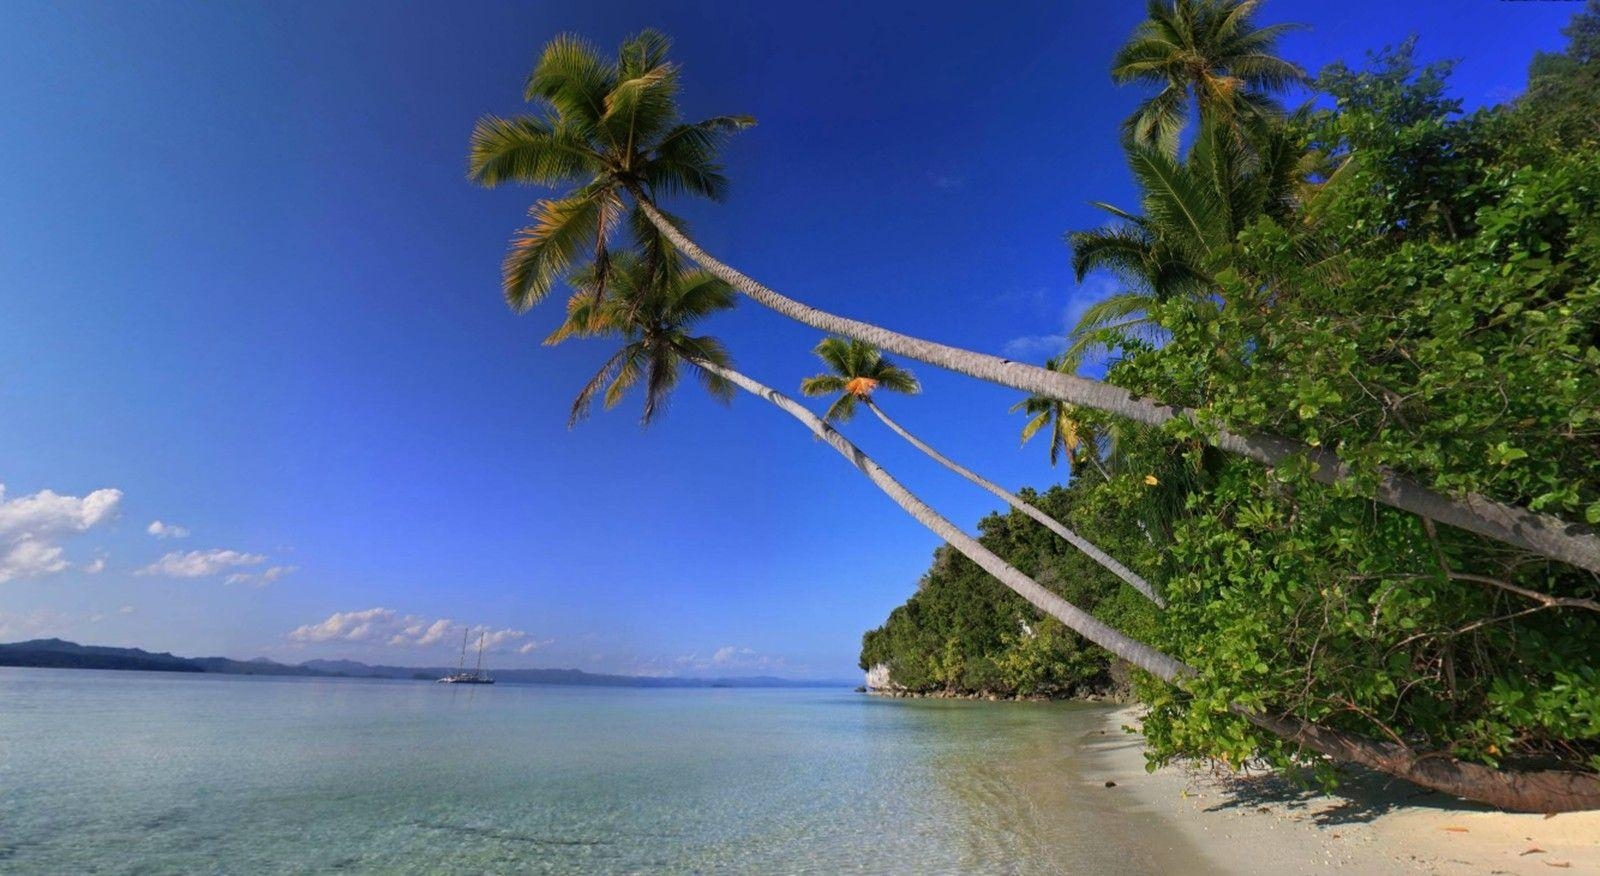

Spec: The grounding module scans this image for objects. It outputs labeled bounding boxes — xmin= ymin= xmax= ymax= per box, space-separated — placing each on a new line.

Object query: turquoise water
xmin=0 ymin=668 xmax=1206 ymax=874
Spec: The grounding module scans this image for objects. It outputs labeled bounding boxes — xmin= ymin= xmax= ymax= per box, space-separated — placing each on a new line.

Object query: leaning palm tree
xmin=1112 ymin=0 xmax=1307 ymax=154
xmin=548 ymin=251 xmax=737 ymax=427
xmin=469 ymin=31 xmax=1600 ymax=573
xmin=803 ymin=338 xmax=1162 ymax=606
xmin=797 ymin=336 xmax=922 ymax=423
xmin=1009 ymin=355 xmax=1110 ymax=480
xmin=468 ymin=29 xmax=754 ymax=315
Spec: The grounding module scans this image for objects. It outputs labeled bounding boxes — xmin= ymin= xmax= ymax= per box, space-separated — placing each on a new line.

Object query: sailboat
xmin=437 ymin=628 xmax=494 ymax=684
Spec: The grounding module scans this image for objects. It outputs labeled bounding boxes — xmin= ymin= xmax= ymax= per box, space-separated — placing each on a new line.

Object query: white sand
xmin=1085 ymin=706 xmax=1600 ymax=874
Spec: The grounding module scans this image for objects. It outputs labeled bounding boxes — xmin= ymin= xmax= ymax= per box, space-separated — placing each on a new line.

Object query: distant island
xmin=0 ymin=638 xmax=845 ymax=688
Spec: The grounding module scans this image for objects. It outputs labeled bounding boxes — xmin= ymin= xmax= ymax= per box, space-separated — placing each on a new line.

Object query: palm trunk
xmin=635 ymin=191 xmax=1600 ymax=575
xmin=863 ymin=397 xmax=1165 ymax=608
xmin=1084 ymin=446 xmax=1112 ymax=483
xmin=697 ymin=358 xmax=1186 ymax=678
xmin=694 ymin=358 xmax=1600 ymax=813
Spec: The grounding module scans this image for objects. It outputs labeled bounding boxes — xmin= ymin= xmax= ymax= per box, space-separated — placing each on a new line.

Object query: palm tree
xmin=802 ymin=338 xmax=1162 ymax=606
xmin=797 ymin=336 xmax=922 ymax=423
xmin=470 ymin=32 xmax=1600 ymax=573
xmin=467 ymin=29 xmax=754 ymax=315
xmin=547 ymin=251 xmax=737 ymax=427
xmin=702 ymin=358 xmax=1600 ymax=813
xmin=1009 ymin=356 xmax=1111 ymax=480
xmin=1064 ymin=117 xmax=1315 ymax=361
xmin=1112 ymin=0 xmax=1307 ymax=154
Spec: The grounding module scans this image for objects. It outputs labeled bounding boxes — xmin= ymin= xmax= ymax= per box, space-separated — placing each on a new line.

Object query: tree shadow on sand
xmin=1196 ymin=764 xmax=1495 ymax=826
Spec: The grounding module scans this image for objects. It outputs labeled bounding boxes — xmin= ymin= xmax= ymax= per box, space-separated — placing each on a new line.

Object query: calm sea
xmin=0 ymin=668 xmax=1209 ymax=874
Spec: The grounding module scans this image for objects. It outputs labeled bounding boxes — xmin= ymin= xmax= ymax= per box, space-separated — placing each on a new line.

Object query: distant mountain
xmin=0 ymin=639 xmax=846 ymax=688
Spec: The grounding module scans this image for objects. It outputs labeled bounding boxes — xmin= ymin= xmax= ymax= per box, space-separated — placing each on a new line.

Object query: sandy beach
xmin=1086 ymin=706 xmax=1600 ymax=874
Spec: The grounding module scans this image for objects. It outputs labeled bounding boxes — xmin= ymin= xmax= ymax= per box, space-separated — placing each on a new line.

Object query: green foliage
xmin=1078 ymin=16 xmax=1600 ymax=779
xmin=545 ymin=250 xmax=737 ymax=427
xmin=864 ymin=3 xmax=1599 ymax=783
xmin=468 ymin=30 xmax=754 ymax=313
xmin=1516 ymin=0 xmax=1600 ymax=155
xmin=798 ymin=337 xmax=920 ymax=423
xmin=860 ymin=482 xmax=1160 ymax=697
xmin=1009 ymin=356 xmax=1102 ymax=470
xmin=1111 ymin=0 xmax=1307 ymax=154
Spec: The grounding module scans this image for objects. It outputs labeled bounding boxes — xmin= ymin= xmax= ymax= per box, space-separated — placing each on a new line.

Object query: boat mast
xmin=457 ymin=627 xmax=468 ymax=675
xmin=474 ymin=632 xmax=486 ymax=676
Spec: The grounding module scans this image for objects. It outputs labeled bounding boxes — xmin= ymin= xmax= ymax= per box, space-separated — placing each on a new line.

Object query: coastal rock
xmin=863 ymin=663 xmax=900 ymax=693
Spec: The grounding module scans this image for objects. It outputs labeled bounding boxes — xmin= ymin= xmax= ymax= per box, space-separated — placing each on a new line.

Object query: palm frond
xmin=603 ymin=345 xmax=648 ymax=411
xmin=638 ymin=345 xmax=680 ymax=424
xmin=1122 ymin=85 xmax=1187 ymax=155
xmin=668 ymin=271 xmax=737 ymax=319
xmin=569 ymin=345 xmax=632 ymax=427
xmin=503 ymin=186 xmax=617 ymax=312
xmin=525 ymin=33 xmax=615 ymax=132
xmin=1068 ymin=225 xmax=1156 ymax=284
xmin=467 ymin=116 xmax=597 ymax=187
xmin=1128 ymin=144 xmax=1224 ymax=253
xmin=1228 ymin=52 xmax=1308 ymax=91
xmin=602 ymin=64 xmax=681 ymax=157
xmin=617 ymin=29 xmax=673 ymax=79
xmin=874 ymin=364 xmax=920 ymax=395
xmin=1072 ymin=291 xmax=1156 ymax=336
xmin=823 ymin=393 xmax=859 ymax=423
xmin=644 ymin=115 xmax=756 ymax=201
xmin=800 ymin=374 xmax=850 ymax=396
xmin=1019 ymin=410 xmax=1051 ymax=446
xmin=812 ymin=337 xmax=855 ymax=376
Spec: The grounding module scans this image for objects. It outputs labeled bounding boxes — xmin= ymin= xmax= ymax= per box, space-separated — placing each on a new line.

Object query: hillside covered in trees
xmin=859 ymin=482 xmax=1157 ymax=698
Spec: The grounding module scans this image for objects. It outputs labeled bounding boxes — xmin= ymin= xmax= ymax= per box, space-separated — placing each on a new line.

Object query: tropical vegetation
xmin=472 ymin=0 xmax=1600 ymax=812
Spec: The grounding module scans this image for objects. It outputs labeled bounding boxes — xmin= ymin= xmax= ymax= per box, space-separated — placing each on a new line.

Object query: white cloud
xmin=0 ymin=483 xmax=121 ymax=583
xmin=0 ymin=539 xmax=69 ymax=582
xmin=140 ymin=549 xmax=266 ymax=578
xmin=223 ymin=565 xmax=296 ymax=587
xmin=1000 ymin=275 xmax=1122 ymax=364
xmin=389 ymin=616 xmax=457 ymax=648
xmin=0 ymin=484 xmax=122 ymax=539
xmin=625 ymin=645 xmax=788 ymax=677
xmin=117 ymin=605 xmax=136 ymax=615
xmin=289 ymin=607 xmax=397 ymax=643
xmin=712 ymin=645 xmax=751 ymax=664
xmin=146 ymin=520 xmax=190 ymax=539
xmin=287 ymin=608 xmax=543 ymax=654
xmin=82 ymin=557 xmax=106 ymax=574
xmin=1001 ymin=333 xmax=1069 ymax=360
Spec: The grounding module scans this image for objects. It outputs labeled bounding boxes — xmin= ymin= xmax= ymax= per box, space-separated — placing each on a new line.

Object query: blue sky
xmin=0 ymin=0 xmax=1578 ymax=679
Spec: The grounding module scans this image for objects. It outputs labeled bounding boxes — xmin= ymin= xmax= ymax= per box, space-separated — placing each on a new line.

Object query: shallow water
xmin=0 ymin=668 xmax=1209 ymax=874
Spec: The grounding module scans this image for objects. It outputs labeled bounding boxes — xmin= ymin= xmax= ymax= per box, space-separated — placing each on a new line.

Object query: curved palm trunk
xmin=694 ymin=359 xmax=1600 ymax=813
xmin=863 ymin=397 xmax=1165 ymax=608
xmin=697 ymin=359 xmax=1186 ymax=678
xmin=635 ymin=192 xmax=1600 ymax=575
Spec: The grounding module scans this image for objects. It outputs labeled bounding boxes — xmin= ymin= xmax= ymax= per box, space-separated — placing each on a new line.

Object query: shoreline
xmin=859 ymin=687 xmax=1127 ymax=703
xmin=1086 ymin=705 xmax=1600 ymax=874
